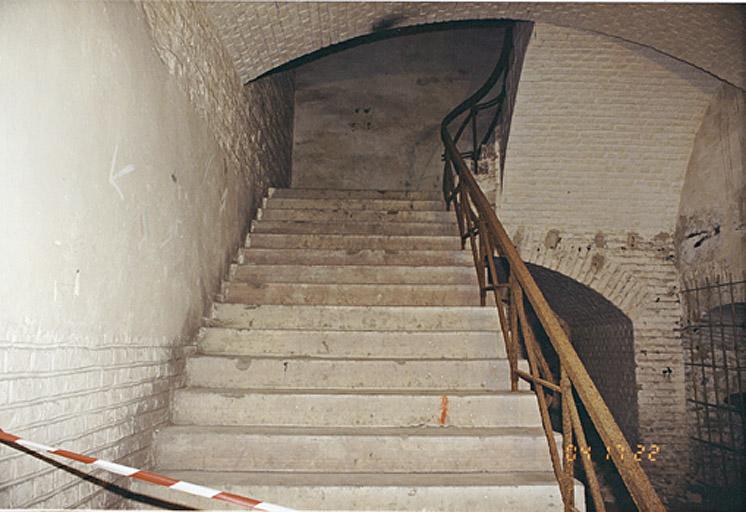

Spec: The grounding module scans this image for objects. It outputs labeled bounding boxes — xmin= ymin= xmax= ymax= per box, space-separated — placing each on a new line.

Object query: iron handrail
xmin=440 ymin=26 xmax=666 ymax=512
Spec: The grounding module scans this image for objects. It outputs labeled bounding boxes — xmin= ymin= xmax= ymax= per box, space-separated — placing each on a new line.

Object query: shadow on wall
xmin=525 ymin=263 xmax=639 ymax=443
xmin=289 ymin=21 xmax=510 ymax=192
xmin=259 ymin=19 xmax=514 ymax=80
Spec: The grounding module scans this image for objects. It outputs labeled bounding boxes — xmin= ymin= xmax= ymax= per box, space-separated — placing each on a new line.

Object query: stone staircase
xmin=137 ymin=188 xmax=584 ymax=511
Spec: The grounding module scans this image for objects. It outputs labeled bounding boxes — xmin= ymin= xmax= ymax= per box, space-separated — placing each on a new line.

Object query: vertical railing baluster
xmin=453 ymin=182 xmax=466 ymax=249
xmin=704 ymin=276 xmax=728 ymax=485
xmin=565 ymin=381 xmax=606 ymax=512
xmin=478 ymin=217 xmax=489 ymax=306
xmin=442 ymin=160 xmax=453 ymax=210
xmin=471 ymin=107 xmax=478 ymax=174
xmin=484 ymin=237 xmax=518 ymax=390
xmin=561 ymin=367 xmax=575 ymax=511
xmin=714 ymin=276 xmax=738 ymax=473
xmin=462 ymin=192 xmax=483 ymax=297
xmin=514 ymin=283 xmax=571 ymax=507
xmin=726 ymin=274 xmax=745 ymax=467
xmin=509 ymin=274 xmax=520 ymax=371
xmin=516 ymin=298 xmax=558 ymax=389
xmin=692 ymin=276 xmax=716 ymax=484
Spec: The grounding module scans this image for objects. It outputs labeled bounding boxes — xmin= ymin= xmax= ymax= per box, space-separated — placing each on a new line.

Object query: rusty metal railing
xmin=440 ymin=25 xmax=665 ymax=512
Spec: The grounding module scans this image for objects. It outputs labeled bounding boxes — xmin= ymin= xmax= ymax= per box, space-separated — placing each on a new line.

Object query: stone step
xmin=252 ymin=220 xmax=459 ymax=237
xmin=233 ymin=264 xmax=476 ymax=285
xmin=210 ymin=305 xmax=500 ymax=332
xmin=132 ymin=473 xmax=584 ymax=512
xmin=247 ymin=233 xmax=460 ymax=251
xmin=222 ymin=282 xmax=492 ymax=306
xmin=185 ymin=356 xmax=525 ymax=391
xmin=153 ymin=426 xmax=559 ymax=474
xmin=265 ymin=197 xmax=444 ymax=212
xmin=198 ymin=329 xmax=506 ymax=359
xmin=258 ymin=207 xmax=454 ymax=224
xmin=131 ymin=471 xmax=585 ymax=511
xmin=270 ymin=188 xmax=443 ymax=201
xmin=173 ymin=388 xmax=539 ymax=428
xmin=241 ymin=248 xmax=473 ymax=267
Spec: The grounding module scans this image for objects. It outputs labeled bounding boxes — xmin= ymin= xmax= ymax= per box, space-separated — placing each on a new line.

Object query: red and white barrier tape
xmin=0 ymin=429 xmax=295 ymax=511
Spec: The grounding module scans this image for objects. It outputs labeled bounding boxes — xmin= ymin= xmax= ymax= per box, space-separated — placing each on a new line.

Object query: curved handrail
xmin=440 ymin=25 xmax=665 ymax=512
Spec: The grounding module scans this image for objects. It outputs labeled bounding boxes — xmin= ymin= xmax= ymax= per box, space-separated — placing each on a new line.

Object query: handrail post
xmin=471 ymin=107 xmax=478 ymax=174
xmin=561 ymin=367 xmax=575 ymax=511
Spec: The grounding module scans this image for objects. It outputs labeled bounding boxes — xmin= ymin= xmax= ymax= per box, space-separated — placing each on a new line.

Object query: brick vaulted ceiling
xmin=203 ymin=2 xmax=745 ymax=89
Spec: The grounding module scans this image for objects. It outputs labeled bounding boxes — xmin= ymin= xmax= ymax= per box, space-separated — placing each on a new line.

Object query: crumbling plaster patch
xmin=675 ymin=83 xmax=746 ymax=279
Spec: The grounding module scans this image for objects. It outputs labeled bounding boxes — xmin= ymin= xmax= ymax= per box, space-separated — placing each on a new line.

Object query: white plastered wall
xmin=0 ymin=1 xmax=293 ymax=507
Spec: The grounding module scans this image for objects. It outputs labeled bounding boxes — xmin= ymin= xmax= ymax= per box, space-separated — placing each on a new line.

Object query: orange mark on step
xmin=439 ymin=395 xmax=449 ymax=426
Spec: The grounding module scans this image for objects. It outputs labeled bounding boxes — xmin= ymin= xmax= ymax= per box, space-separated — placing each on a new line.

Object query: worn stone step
xmin=252 ymin=220 xmax=459 ymax=237
xmin=247 ymin=233 xmax=461 ymax=251
xmin=210 ymin=305 xmax=500 ymax=332
xmin=222 ymin=282 xmax=493 ymax=306
xmin=265 ymin=197 xmax=444 ymax=211
xmin=270 ymin=188 xmax=443 ymax=201
xmin=154 ymin=426 xmax=559 ymax=473
xmin=130 ymin=470 xmax=585 ymax=511
xmin=241 ymin=248 xmax=473 ymax=267
xmin=186 ymin=356 xmax=525 ymax=391
xmin=199 ymin=329 xmax=505 ymax=359
xmin=258 ymin=207 xmax=454 ymax=224
xmin=173 ymin=388 xmax=539 ymax=428
xmin=233 ymin=264 xmax=476 ymax=285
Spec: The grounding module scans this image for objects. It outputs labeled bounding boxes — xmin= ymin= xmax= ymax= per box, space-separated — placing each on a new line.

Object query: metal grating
xmin=681 ymin=274 xmax=745 ymax=508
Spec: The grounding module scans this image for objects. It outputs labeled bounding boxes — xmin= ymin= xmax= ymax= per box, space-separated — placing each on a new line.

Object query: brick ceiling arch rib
xmin=203 ymin=2 xmax=744 ymax=90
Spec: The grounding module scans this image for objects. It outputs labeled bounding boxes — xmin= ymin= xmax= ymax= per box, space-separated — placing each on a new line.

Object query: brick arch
xmin=204 ymin=2 xmax=744 ymax=89
xmin=515 ymin=229 xmax=686 ymax=498
xmin=522 ymin=260 xmax=640 ymax=444
xmin=524 ymin=242 xmax=649 ymax=322
xmin=520 ymin=246 xmax=651 ymax=447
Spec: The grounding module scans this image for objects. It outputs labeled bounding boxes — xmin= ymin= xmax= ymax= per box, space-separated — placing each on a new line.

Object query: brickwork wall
xmin=141 ymin=0 xmax=295 ymax=214
xmin=496 ymin=21 xmax=533 ymax=179
xmin=204 ymin=2 xmax=744 ymax=89
xmin=500 ymin=23 xmax=720 ymax=235
xmin=0 ymin=1 xmax=293 ymax=508
xmin=498 ymin=23 xmax=723 ymax=501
